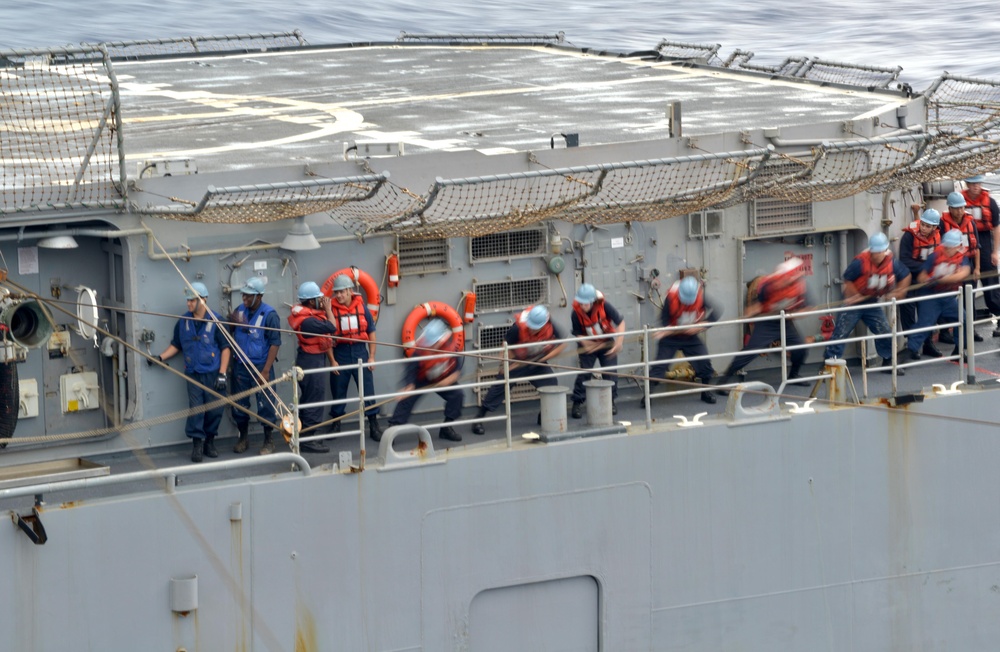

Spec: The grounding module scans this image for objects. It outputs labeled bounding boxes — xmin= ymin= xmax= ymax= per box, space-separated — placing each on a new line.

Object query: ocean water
xmin=2 ymin=0 xmax=999 ymax=89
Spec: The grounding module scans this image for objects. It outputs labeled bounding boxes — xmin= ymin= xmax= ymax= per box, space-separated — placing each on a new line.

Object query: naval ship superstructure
xmin=2 ymin=32 xmax=1000 ymax=650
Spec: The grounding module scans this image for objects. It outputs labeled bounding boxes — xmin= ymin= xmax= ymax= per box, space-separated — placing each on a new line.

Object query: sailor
xmin=823 ymin=233 xmax=911 ymax=373
xmin=229 ymin=277 xmax=281 ymax=455
xmin=386 ymin=318 xmax=464 ymax=442
xmin=715 ymin=257 xmax=810 ymax=389
xmin=327 ymin=274 xmax=382 ymax=441
xmin=569 ymin=283 xmax=625 ymax=418
xmin=962 ymin=174 xmax=1000 ymax=336
xmin=287 ymin=282 xmax=335 ymax=453
xmin=906 ymin=229 xmax=972 ymax=360
xmin=939 ymin=192 xmax=982 ymax=341
xmin=148 ymin=282 xmax=231 ymax=463
xmin=899 ymin=208 xmax=943 ymax=357
xmin=472 ymin=305 xmax=566 ymax=435
xmin=650 ymin=275 xmax=722 ymax=404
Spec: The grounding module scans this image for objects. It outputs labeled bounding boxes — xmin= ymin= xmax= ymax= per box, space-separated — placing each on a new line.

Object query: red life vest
xmin=854 ymin=251 xmax=896 ymax=297
xmin=288 ymin=305 xmax=333 ymax=354
xmin=329 ymin=294 xmax=369 ymax=342
xmin=514 ymin=306 xmax=555 ymax=360
xmin=905 ymin=221 xmax=940 ymax=261
xmin=963 ymin=187 xmax=994 ymax=232
xmin=416 ymin=335 xmax=461 ymax=383
xmin=940 ymin=211 xmax=978 ymax=250
xmin=926 ymin=245 xmax=969 ymax=292
xmin=665 ymin=282 xmax=705 ymax=326
xmin=572 ymin=293 xmax=615 ymax=338
xmin=758 ymin=269 xmax=806 ymax=314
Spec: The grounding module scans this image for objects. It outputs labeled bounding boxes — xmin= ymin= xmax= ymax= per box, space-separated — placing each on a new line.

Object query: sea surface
xmin=2 ymin=0 xmax=999 ymax=90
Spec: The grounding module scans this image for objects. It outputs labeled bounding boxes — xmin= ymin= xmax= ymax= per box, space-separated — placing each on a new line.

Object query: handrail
xmin=0 ymin=453 xmax=312 ymax=501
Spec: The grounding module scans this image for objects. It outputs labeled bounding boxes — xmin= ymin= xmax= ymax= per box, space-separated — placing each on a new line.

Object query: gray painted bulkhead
xmin=3 ymin=390 xmax=998 ymax=650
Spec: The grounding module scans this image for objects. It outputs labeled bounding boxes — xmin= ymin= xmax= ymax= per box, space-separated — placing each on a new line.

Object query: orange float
xmin=322 ymin=266 xmax=381 ymax=321
xmin=401 ymin=301 xmax=465 ymax=357
xmin=386 ymin=253 xmax=400 ymax=288
xmin=460 ymin=291 xmax=477 ymax=324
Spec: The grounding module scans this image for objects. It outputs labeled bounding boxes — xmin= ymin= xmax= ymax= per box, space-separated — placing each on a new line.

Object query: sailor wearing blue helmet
xmin=229 ymin=276 xmax=282 ymax=455
xmin=906 ymin=229 xmax=972 ymax=361
xmin=962 ymin=174 xmax=1000 ymax=336
xmin=899 ymin=208 xmax=943 ymax=355
xmin=823 ymin=233 xmax=911 ymax=374
xmin=148 ymin=281 xmax=231 ymax=463
xmin=569 ymin=283 xmax=626 ymax=417
xmin=650 ymin=275 xmax=723 ymax=404
xmin=287 ymin=281 xmax=337 ymax=453
xmin=472 ymin=304 xmax=566 ymax=435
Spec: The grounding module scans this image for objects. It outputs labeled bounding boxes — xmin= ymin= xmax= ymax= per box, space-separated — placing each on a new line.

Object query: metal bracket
xmin=13 ymin=506 xmax=47 ymax=545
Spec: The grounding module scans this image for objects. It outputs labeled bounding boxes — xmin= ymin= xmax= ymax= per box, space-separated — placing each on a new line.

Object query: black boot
xmin=233 ymin=422 xmax=249 ymax=454
xmin=439 ymin=419 xmax=462 ymax=442
xmin=203 ymin=435 xmax=218 ymax=459
xmin=259 ymin=427 xmax=275 ymax=455
xmin=472 ymin=408 xmax=487 ymax=435
xmin=881 ymin=358 xmax=904 ymax=375
xmin=570 ymin=402 xmax=583 ymax=419
xmin=368 ymin=414 xmax=383 ymax=442
xmin=698 ymin=377 xmax=717 ymax=404
xmin=191 ymin=438 xmax=204 ymax=463
xmin=922 ymin=342 xmax=943 ymax=358
xmin=713 ymin=374 xmax=732 ymax=396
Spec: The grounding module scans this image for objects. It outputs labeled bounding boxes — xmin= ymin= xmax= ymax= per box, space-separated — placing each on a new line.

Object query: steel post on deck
xmin=584 ymin=379 xmax=614 ymax=426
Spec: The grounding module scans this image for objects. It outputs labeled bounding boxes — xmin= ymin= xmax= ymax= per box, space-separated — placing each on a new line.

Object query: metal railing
xmin=289 ymin=281 xmax=999 ymax=457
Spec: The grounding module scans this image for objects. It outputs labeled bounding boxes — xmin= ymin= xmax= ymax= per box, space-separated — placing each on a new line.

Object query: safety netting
xmin=0 ymin=45 xmax=124 ymax=214
xmin=88 ymin=32 xmax=308 ymax=60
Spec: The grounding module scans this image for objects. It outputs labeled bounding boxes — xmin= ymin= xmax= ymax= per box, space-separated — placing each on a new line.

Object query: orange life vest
xmin=854 ymin=251 xmax=896 ymax=297
xmin=329 ymin=294 xmax=369 ymax=342
xmin=514 ymin=306 xmax=555 ymax=360
xmin=940 ymin=211 xmax=978 ymax=250
xmin=288 ymin=305 xmax=333 ymax=354
xmin=664 ymin=282 xmax=705 ymax=326
xmin=926 ymin=245 xmax=969 ymax=292
xmin=416 ymin=335 xmax=461 ymax=383
xmin=905 ymin=221 xmax=940 ymax=261
xmin=963 ymin=187 xmax=994 ymax=232
xmin=572 ymin=294 xmax=615 ymax=338
xmin=758 ymin=270 xmax=806 ymax=314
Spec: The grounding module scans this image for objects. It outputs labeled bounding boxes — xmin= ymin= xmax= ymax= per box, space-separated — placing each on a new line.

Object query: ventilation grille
xmin=475 ymin=369 xmax=539 ymax=405
xmin=398 ymin=238 xmax=450 ymax=276
xmin=477 ymin=324 xmax=511 ymax=351
xmin=751 ymin=197 xmax=813 ymax=235
xmin=473 ymin=278 xmax=549 ymax=313
xmin=470 ymin=227 xmax=547 ymax=263
xmin=688 ymin=209 xmax=724 ymax=238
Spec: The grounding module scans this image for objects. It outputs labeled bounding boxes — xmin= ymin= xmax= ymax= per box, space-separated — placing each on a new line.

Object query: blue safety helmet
xmin=868 ymin=232 xmax=889 ymax=253
xmin=965 ymin=174 xmax=986 ymax=184
xmin=942 ymin=229 xmax=963 ymax=248
xmin=297 ymin=281 xmax=323 ymax=301
xmin=416 ymin=318 xmax=450 ymax=348
xmin=920 ymin=208 xmax=941 ymax=226
xmin=183 ymin=281 xmax=209 ymax=299
xmin=240 ymin=277 xmax=265 ymax=295
xmin=946 ymin=192 xmax=966 ymax=208
xmin=331 ymin=274 xmax=354 ymax=292
xmin=574 ymin=283 xmax=597 ymax=304
xmin=678 ymin=276 xmax=700 ymax=305
xmin=525 ymin=305 xmax=550 ymax=330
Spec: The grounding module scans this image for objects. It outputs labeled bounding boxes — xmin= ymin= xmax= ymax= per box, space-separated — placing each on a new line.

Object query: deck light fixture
xmin=36 ymin=235 xmax=79 ymax=249
xmin=280 ymin=216 xmax=320 ymax=251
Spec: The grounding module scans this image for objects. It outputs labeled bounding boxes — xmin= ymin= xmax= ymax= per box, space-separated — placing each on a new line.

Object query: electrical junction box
xmin=18 ymin=378 xmax=38 ymax=418
xmin=60 ymin=371 xmax=100 ymax=413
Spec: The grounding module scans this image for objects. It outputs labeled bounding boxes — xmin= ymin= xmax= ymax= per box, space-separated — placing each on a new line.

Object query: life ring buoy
xmin=322 ymin=266 xmax=381 ymax=321
xmin=401 ymin=301 xmax=465 ymax=357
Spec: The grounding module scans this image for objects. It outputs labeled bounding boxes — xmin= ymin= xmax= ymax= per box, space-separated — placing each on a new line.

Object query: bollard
xmin=823 ymin=358 xmax=848 ymax=404
xmin=537 ymin=386 xmax=570 ymax=433
xmin=584 ymin=379 xmax=614 ymax=426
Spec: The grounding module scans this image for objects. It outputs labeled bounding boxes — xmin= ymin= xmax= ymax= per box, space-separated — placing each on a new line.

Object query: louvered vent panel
xmin=474 ymin=278 xmax=549 ymax=313
xmin=470 ymin=227 xmax=547 ymax=262
xmin=752 ymin=197 xmax=813 ymax=234
xmin=398 ymin=238 xmax=450 ymax=275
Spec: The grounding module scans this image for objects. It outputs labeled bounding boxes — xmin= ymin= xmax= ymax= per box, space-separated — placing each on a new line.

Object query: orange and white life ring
xmin=322 ymin=266 xmax=381 ymax=321
xmin=401 ymin=301 xmax=465 ymax=357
